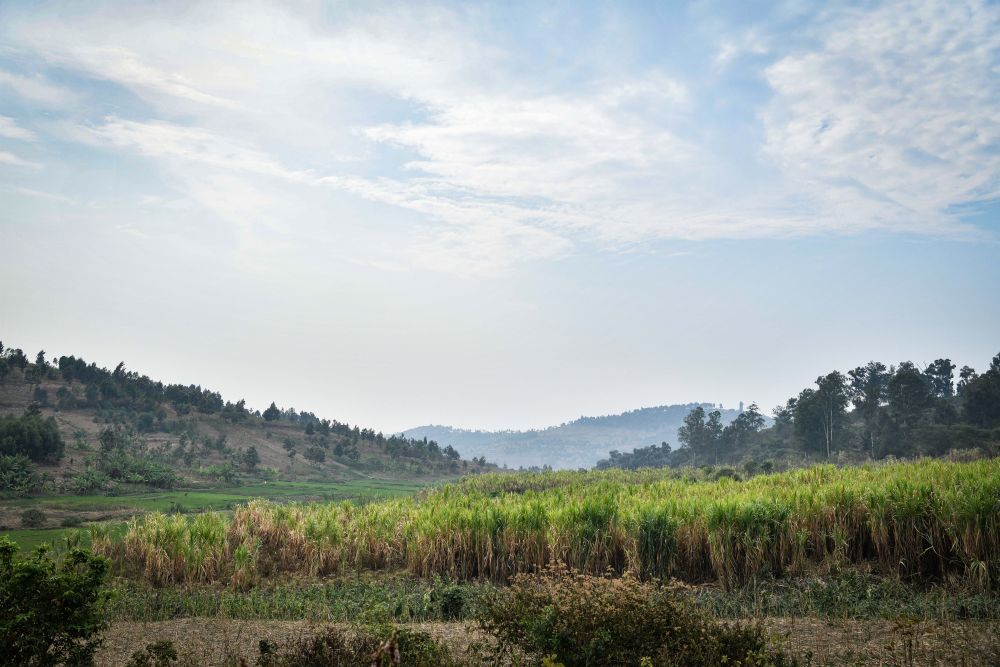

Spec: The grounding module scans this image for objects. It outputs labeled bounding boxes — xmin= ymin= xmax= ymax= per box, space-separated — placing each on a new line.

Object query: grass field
xmin=0 ymin=478 xmax=426 ymax=552
xmin=6 ymin=461 xmax=999 ymax=666
xmin=97 ymin=459 xmax=999 ymax=589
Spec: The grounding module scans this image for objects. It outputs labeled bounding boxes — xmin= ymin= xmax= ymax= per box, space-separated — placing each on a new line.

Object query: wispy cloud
xmin=0 ymin=69 xmax=72 ymax=106
xmin=11 ymin=186 xmax=75 ymax=204
xmin=761 ymin=0 xmax=1000 ymax=234
xmin=0 ymin=115 xmax=36 ymax=141
xmin=1 ymin=0 xmax=996 ymax=274
xmin=0 ymin=150 xmax=40 ymax=169
xmin=714 ymin=28 xmax=769 ymax=69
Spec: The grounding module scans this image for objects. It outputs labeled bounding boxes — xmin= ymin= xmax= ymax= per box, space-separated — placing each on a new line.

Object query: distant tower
xmin=739 ymin=401 xmax=744 ymax=413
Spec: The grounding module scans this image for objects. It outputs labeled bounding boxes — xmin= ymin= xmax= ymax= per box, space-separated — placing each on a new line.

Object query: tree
xmin=772 ymin=402 xmax=792 ymax=427
xmin=814 ymin=372 xmax=849 ymax=459
xmin=962 ymin=353 xmax=1000 ymax=428
xmin=304 ymin=446 xmax=326 ymax=463
xmin=956 ymin=366 xmax=977 ymax=396
xmin=263 ymin=402 xmax=281 ymax=422
xmin=848 ymin=362 xmax=889 ymax=458
xmin=34 ymin=350 xmax=46 ymax=368
xmin=242 ymin=446 xmax=260 ymax=471
xmin=794 ymin=389 xmax=828 ymax=457
xmin=6 ymin=349 xmax=28 ymax=370
xmin=0 ymin=537 xmax=109 ymax=666
xmin=924 ymin=358 xmax=955 ymax=397
xmin=719 ymin=405 xmax=762 ymax=462
xmin=677 ymin=407 xmax=707 ymax=466
xmin=0 ymin=410 xmax=65 ymax=462
xmin=705 ymin=410 xmax=724 ymax=462
xmin=886 ymin=362 xmax=933 ymax=429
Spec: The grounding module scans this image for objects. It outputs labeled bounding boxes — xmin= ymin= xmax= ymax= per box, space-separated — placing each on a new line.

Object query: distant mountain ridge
xmin=405 ymin=403 xmax=747 ymax=469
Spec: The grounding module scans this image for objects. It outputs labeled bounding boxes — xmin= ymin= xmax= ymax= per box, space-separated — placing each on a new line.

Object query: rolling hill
xmin=0 ymin=342 xmax=491 ymax=498
xmin=405 ymin=403 xmax=748 ymax=469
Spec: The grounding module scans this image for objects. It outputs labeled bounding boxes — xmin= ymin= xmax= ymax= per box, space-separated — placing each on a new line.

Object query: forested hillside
xmin=598 ymin=354 xmax=1000 ymax=471
xmin=406 ymin=403 xmax=746 ymax=469
xmin=0 ymin=341 xmax=491 ymax=498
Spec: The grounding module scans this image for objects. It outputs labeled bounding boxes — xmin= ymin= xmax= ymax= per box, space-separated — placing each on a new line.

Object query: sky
xmin=0 ymin=0 xmax=998 ymax=434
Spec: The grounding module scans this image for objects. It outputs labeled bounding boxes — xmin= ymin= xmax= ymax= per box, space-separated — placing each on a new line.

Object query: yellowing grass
xmin=99 ymin=459 xmax=1000 ymax=589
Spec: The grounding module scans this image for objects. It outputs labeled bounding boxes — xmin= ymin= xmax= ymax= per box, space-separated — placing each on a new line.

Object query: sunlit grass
xmin=100 ymin=459 xmax=999 ymax=589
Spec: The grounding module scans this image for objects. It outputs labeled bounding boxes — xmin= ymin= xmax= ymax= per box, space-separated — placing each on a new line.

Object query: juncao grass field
xmin=98 ymin=459 xmax=998 ymax=589
xmin=5 ymin=459 xmax=999 ymax=666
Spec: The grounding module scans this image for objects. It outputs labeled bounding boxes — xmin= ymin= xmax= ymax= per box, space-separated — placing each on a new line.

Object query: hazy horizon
xmin=2 ymin=0 xmax=998 ymax=434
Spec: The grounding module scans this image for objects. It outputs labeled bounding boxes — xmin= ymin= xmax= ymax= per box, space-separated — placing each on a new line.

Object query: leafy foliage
xmin=475 ymin=564 xmax=794 ymax=667
xmin=0 ymin=408 xmax=65 ymax=462
xmin=0 ymin=454 xmax=44 ymax=496
xmin=600 ymin=351 xmax=1000 ymax=469
xmin=0 ymin=537 xmax=109 ymax=666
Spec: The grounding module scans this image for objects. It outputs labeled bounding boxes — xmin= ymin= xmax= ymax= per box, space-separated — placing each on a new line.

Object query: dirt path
xmin=97 ymin=617 xmax=1000 ymax=666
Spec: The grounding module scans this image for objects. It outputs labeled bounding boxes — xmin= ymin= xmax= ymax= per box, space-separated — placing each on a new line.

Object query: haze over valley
xmin=1 ymin=0 xmax=998 ymax=665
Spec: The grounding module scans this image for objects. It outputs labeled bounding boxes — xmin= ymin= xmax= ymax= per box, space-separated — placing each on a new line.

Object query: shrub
xmin=98 ymin=450 xmax=180 ymax=488
xmin=304 ymin=446 xmax=326 ymax=464
xmin=0 ymin=454 xmax=43 ymax=496
xmin=254 ymin=625 xmax=454 ymax=667
xmin=69 ymin=468 xmax=111 ymax=495
xmin=430 ymin=577 xmax=470 ymax=620
xmin=32 ymin=387 xmax=50 ymax=406
xmin=126 ymin=640 xmax=178 ymax=667
xmin=474 ymin=564 xmax=794 ymax=667
xmin=61 ymin=515 xmax=84 ymax=528
xmin=20 ymin=508 xmax=46 ymax=528
xmin=0 ymin=537 xmax=109 ymax=666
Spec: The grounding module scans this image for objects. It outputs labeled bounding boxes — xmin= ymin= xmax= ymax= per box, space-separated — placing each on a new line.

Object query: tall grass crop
xmin=99 ymin=459 xmax=1000 ymax=588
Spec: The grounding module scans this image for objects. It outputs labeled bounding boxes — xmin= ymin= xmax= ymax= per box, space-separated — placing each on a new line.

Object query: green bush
xmin=0 ymin=536 xmax=109 ymax=666
xmin=98 ymin=450 xmax=179 ymax=489
xmin=0 ymin=454 xmax=43 ymax=496
xmin=430 ymin=576 xmax=470 ymax=620
xmin=21 ymin=508 xmax=47 ymax=528
xmin=61 ymin=515 xmax=84 ymax=528
xmin=69 ymin=468 xmax=111 ymax=495
xmin=475 ymin=564 xmax=795 ymax=667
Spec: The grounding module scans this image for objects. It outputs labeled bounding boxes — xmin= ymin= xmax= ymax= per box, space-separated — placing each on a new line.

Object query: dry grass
xmin=766 ymin=617 xmax=1000 ymax=667
xmin=94 ymin=618 xmax=1000 ymax=666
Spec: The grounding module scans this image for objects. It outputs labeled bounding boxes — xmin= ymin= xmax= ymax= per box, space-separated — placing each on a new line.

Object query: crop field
xmin=5 ymin=478 xmax=425 ymax=512
xmin=99 ymin=459 xmax=999 ymax=589
xmin=0 ymin=478 xmax=425 ymax=551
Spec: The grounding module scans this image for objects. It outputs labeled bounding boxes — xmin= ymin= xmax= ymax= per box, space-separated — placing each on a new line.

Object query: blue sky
xmin=1 ymin=0 xmax=998 ymax=433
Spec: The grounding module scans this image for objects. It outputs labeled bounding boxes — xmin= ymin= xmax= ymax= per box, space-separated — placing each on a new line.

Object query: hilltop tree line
xmin=598 ymin=353 xmax=1000 ymax=470
xmin=0 ymin=341 xmax=485 ymax=481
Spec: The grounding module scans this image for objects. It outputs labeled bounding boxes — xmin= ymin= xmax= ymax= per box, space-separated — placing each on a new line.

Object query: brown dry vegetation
xmin=93 ymin=618 xmax=1000 ymax=667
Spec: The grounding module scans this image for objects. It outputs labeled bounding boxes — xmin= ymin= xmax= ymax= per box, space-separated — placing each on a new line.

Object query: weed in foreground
xmin=473 ymin=563 xmax=797 ymax=667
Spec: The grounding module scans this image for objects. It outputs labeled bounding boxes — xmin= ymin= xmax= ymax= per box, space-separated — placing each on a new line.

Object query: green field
xmin=96 ymin=459 xmax=1000 ymax=588
xmin=0 ymin=478 xmax=427 ymax=552
xmin=5 ymin=478 xmax=424 ymax=512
